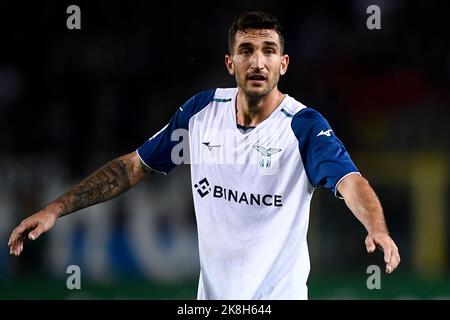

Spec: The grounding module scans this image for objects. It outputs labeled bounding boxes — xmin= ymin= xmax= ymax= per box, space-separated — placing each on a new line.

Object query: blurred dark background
xmin=0 ymin=0 xmax=449 ymax=299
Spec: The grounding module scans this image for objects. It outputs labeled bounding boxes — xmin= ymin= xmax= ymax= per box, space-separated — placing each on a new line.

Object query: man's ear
xmin=280 ymin=54 xmax=289 ymax=76
xmin=225 ymin=54 xmax=235 ymax=75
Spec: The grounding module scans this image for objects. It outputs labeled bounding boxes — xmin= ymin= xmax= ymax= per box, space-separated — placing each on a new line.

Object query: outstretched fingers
xmin=378 ymin=239 xmax=400 ymax=273
xmin=8 ymin=211 xmax=58 ymax=257
xmin=385 ymin=242 xmax=400 ymax=274
xmin=383 ymin=245 xmax=393 ymax=272
xmin=8 ymin=220 xmax=37 ymax=256
xmin=366 ymin=233 xmax=401 ymax=274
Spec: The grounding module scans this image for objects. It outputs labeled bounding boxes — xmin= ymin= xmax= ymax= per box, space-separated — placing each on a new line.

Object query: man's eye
xmin=241 ymin=50 xmax=250 ymax=55
xmin=265 ymin=49 xmax=275 ymax=54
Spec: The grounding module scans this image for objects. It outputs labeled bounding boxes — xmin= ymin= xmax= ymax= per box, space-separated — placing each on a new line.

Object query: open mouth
xmin=247 ymin=74 xmax=267 ymax=81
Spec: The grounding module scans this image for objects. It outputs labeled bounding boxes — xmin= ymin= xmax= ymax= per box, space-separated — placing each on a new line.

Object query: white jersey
xmin=137 ymin=88 xmax=359 ymax=299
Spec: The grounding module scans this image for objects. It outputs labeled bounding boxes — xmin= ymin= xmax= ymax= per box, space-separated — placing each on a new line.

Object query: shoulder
xmin=281 ymin=96 xmax=328 ymax=126
xmin=291 ymin=107 xmax=330 ymax=130
xmin=181 ymin=87 xmax=237 ymax=110
xmin=213 ymin=87 xmax=237 ymax=101
xmin=290 ymin=106 xmax=333 ymax=144
xmin=176 ymin=88 xmax=237 ymax=126
xmin=177 ymin=89 xmax=217 ymax=120
xmin=182 ymin=89 xmax=217 ymax=108
xmin=293 ymin=107 xmax=327 ymax=122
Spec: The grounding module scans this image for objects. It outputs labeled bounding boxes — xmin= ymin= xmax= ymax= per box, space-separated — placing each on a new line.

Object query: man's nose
xmin=250 ymin=51 xmax=265 ymax=70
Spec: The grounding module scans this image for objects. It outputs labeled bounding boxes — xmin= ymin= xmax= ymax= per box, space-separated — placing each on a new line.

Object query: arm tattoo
xmin=54 ymin=159 xmax=132 ymax=217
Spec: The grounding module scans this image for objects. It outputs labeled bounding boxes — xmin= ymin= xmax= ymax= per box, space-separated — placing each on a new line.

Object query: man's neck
xmin=236 ymin=88 xmax=284 ymax=127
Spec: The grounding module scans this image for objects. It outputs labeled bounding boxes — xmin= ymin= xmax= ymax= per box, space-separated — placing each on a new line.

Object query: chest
xmin=189 ymin=114 xmax=299 ymax=177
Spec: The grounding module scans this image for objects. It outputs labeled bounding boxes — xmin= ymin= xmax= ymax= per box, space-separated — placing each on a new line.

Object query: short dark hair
xmin=228 ymin=11 xmax=285 ymax=54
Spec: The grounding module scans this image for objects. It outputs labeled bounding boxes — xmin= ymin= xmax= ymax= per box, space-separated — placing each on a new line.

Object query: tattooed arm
xmin=8 ymin=151 xmax=154 ymax=256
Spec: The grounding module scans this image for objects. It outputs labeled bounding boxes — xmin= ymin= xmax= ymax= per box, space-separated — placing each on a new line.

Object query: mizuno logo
xmin=316 ymin=129 xmax=333 ymax=137
xmin=202 ymin=142 xmax=221 ymax=151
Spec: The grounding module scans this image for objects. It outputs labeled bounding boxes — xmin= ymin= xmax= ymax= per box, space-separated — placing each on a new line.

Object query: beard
xmin=240 ymin=74 xmax=280 ymax=102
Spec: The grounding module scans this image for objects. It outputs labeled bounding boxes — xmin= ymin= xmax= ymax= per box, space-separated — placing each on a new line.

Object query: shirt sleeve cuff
xmin=135 ymin=149 xmax=168 ymax=175
xmin=334 ymin=171 xmax=361 ymax=199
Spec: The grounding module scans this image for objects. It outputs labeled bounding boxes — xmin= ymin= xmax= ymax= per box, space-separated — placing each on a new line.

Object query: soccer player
xmin=8 ymin=11 xmax=400 ymax=299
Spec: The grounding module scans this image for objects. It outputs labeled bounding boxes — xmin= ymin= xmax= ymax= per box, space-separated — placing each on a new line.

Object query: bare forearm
xmin=338 ymin=175 xmax=388 ymax=234
xmin=338 ymin=173 xmax=400 ymax=273
xmin=49 ymin=152 xmax=149 ymax=218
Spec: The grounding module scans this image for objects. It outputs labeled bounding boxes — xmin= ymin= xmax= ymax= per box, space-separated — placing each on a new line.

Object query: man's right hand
xmin=8 ymin=209 xmax=59 ymax=256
